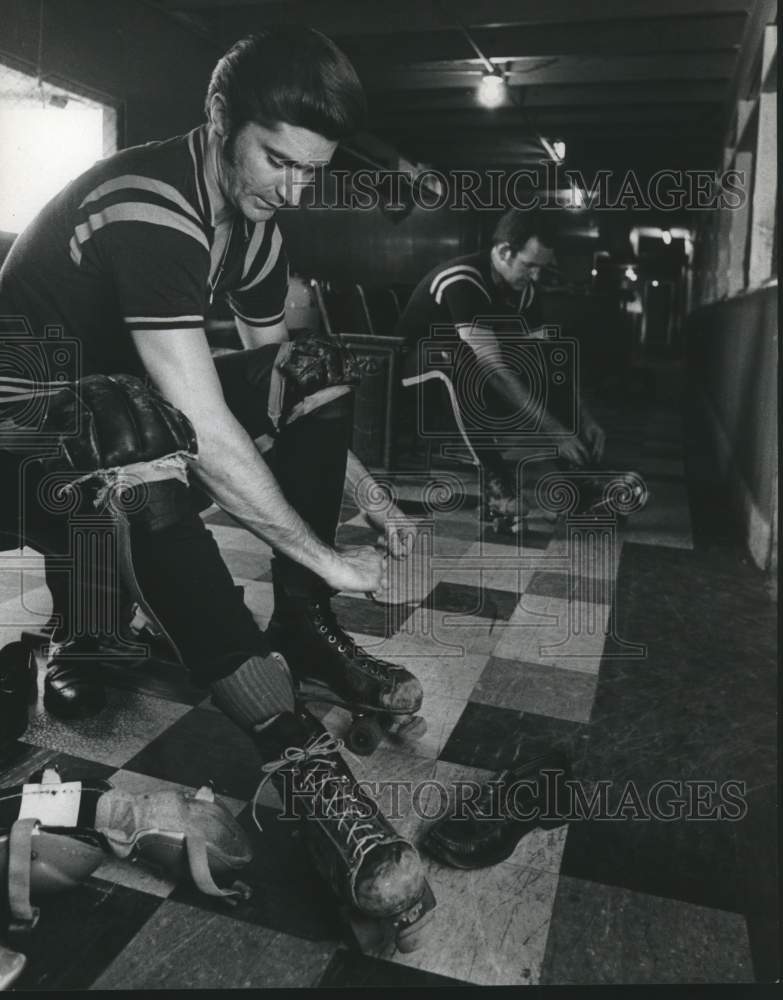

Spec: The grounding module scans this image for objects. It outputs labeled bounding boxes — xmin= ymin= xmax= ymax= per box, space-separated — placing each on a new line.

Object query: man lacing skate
xmin=0 ymin=28 xmax=429 ymax=935
xmin=395 ymin=208 xmax=607 ymax=530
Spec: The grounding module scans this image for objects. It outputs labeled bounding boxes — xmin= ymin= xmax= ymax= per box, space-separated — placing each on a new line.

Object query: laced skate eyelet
xmin=337 ymin=644 xmax=347 ymax=653
xmin=318 ymin=625 xmax=328 ymax=634
xmin=327 ymin=635 xmax=337 ymax=644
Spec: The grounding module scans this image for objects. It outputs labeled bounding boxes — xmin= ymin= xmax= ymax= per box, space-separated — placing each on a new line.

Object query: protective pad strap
xmin=185 ymin=835 xmax=247 ymax=902
xmin=8 ymin=819 xmax=40 ymax=930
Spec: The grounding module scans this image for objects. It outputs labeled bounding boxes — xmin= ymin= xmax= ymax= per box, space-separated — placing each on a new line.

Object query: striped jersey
xmin=394 ymin=250 xmax=542 ymax=359
xmin=0 ymin=125 xmax=288 ymax=376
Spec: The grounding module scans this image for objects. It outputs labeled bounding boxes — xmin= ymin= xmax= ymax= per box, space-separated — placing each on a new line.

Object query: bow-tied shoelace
xmin=253 ymin=731 xmax=386 ymax=867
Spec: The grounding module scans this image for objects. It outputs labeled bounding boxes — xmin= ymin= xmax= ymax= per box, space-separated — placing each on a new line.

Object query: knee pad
xmin=95 ymin=784 xmax=252 ymax=902
xmin=270 ymin=332 xmax=359 ymax=429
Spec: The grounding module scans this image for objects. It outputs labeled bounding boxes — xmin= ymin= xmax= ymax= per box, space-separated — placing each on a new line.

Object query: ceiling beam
xmin=335 ymin=15 xmax=746 ymax=66
xmin=370 ymin=81 xmax=728 ymax=112
xmin=373 ymin=107 xmax=721 ymax=130
xmin=360 ymin=53 xmax=737 ymax=91
xmin=161 ymin=0 xmax=753 ymax=37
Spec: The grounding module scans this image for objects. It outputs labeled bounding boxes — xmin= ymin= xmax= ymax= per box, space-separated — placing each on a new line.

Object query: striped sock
xmin=210 ymin=652 xmax=295 ymax=732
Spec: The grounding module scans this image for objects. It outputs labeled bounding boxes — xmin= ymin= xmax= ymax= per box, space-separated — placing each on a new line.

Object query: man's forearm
xmin=485 ymin=364 xmax=567 ymax=435
xmin=191 ymin=410 xmax=338 ymax=581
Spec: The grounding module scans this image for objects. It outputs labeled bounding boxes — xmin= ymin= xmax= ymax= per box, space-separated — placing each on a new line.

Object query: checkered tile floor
xmin=0 ymin=382 xmax=776 ymax=987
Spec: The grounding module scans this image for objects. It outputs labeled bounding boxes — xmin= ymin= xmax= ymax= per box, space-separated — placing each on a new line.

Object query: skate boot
xmin=483 ymin=469 xmax=529 ymax=534
xmin=267 ymin=595 xmax=425 ymax=755
xmin=252 ymin=707 xmax=435 ymax=952
xmin=423 ymin=750 xmax=572 ymax=870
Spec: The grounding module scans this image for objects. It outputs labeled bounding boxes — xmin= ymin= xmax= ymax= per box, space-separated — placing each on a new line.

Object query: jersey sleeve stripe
xmin=237 ymin=225 xmax=282 ymax=292
xmin=188 ymin=128 xmax=210 ymax=226
xmin=79 ymin=175 xmax=201 ymax=225
xmin=69 ymin=203 xmax=210 ymax=265
xmin=124 ymin=314 xmax=203 ymax=324
xmin=429 ymin=264 xmax=486 ymax=297
xmin=124 ymin=317 xmax=204 ymax=331
xmin=241 ymin=222 xmax=268 ymax=281
xmin=231 ymin=307 xmax=285 ymax=328
xmin=434 ymin=273 xmax=492 ymax=306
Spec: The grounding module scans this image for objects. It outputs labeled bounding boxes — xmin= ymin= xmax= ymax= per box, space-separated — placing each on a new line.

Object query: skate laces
xmin=253 ymin=731 xmax=386 ymax=867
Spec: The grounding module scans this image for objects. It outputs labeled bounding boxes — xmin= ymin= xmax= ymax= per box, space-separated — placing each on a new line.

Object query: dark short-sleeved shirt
xmin=394 ymin=250 xmax=542 ymax=380
xmin=0 ymin=124 xmax=288 ymax=377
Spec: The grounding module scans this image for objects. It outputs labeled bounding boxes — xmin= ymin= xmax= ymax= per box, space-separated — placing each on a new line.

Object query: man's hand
xmin=558 ymin=436 xmax=591 ymax=467
xmin=366 ymin=505 xmax=418 ymax=560
xmin=344 ymin=451 xmax=418 ymax=560
xmin=325 ymin=544 xmax=389 ymax=596
xmin=580 ymin=413 xmax=606 ymax=463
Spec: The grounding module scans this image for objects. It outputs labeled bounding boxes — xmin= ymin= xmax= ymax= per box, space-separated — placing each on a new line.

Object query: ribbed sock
xmin=210 ymin=652 xmax=295 ymax=732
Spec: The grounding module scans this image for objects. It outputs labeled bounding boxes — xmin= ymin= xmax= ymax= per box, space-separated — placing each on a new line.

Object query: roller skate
xmin=252 ymin=708 xmax=436 ymax=953
xmin=559 ymin=465 xmax=649 ymax=520
xmin=482 ymin=469 xmax=529 ymax=535
xmin=267 ymin=596 xmax=426 ymax=757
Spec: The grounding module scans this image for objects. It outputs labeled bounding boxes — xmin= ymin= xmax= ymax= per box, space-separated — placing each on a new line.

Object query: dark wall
xmin=0 ymin=0 xmax=218 ymax=145
xmin=278 ymin=202 xmax=480 ymax=287
xmin=686 ymin=284 xmax=778 ymax=571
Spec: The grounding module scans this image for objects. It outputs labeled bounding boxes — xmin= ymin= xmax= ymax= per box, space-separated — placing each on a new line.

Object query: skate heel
xmin=345 ymin=879 xmax=436 ymax=956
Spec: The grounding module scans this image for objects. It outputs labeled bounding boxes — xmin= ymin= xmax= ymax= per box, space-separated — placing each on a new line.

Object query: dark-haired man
xmin=396 ymin=208 xmax=606 ymax=526
xmin=0 ymin=29 xmax=430 ymax=928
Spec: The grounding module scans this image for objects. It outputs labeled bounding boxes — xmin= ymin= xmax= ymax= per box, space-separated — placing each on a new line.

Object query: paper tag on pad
xmin=17 ymin=781 xmax=83 ymax=827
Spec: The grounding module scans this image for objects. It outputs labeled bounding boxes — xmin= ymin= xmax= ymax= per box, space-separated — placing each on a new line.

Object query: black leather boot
xmin=43 ymin=640 xmax=107 ymax=719
xmin=266 ymin=595 xmax=422 ymax=715
xmin=423 ymin=750 xmax=572 ymax=869
xmin=252 ymin=707 xmax=429 ymax=924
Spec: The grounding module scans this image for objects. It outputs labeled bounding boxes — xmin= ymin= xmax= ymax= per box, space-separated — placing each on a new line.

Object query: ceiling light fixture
xmin=477 ymin=71 xmax=507 ymax=108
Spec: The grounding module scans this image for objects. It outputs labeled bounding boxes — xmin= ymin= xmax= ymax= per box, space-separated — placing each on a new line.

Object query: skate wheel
xmin=346 ymin=716 xmax=383 ymax=756
xmin=396 ymin=899 xmax=437 ymax=953
xmin=386 ymin=714 xmax=427 ymax=740
xmin=396 ymin=920 xmax=430 ymax=953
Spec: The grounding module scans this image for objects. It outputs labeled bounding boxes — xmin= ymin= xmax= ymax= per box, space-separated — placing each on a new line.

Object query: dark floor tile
xmin=540 ymin=876 xmax=753 ymax=984
xmin=123 ymin=706 xmax=260 ymax=801
xmin=11 ymin=879 xmax=162 ymax=990
xmin=318 ymin=948 xmax=471 ymax=988
xmin=330 ymin=594 xmax=415 ymax=638
xmin=428 ymin=581 xmax=519 ymax=621
xmin=561 ymin=542 xmax=777 ymax=914
xmin=335 ymin=523 xmax=378 ymax=547
xmin=100 ymin=656 xmax=205 ymax=706
xmin=93 ymin=899 xmax=336 ymax=989
xmin=439 ymin=701 xmax=588 ymax=772
xmin=0 ymin=742 xmax=116 ymax=787
xmin=484 ymin=524 xmax=553 ymax=549
xmin=560 ymin=809 xmax=742 ymax=914
xmin=170 ymin=803 xmax=343 ymax=942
